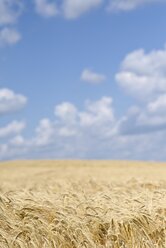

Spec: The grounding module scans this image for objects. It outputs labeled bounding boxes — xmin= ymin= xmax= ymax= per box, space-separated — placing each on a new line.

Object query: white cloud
xmin=81 ymin=69 xmax=106 ymax=84
xmin=108 ymin=0 xmax=165 ymax=12
xmin=117 ymin=98 xmax=166 ymax=136
xmin=147 ymin=94 xmax=166 ymax=114
xmin=80 ymin=97 xmax=114 ymax=127
xmin=0 ymin=137 xmax=29 ymax=160
xmin=0 ymin=88 xmax=27 ymax=115
xmin=55 ymin=97 xmax=115 ymax=137
xmin=0 ymin=0 xmax=22 ymax=26
xmin=116 ymin=47 xmax=166 ymax=100
xmin=54 ymin=97 xmax=115 ymax=132
xmin=33 ymin=0 xmax=166 ymax=20
xmin=114 ymin=44 xmax=166 ymax=138
xmin=0 ymin=0 xmax=165 ymax=29
xmin=57 ymin=126 xmax=77 ymax=137
xmin=115 ymin=47 xmax=166 ymax=135
xmin=54 ymin=102 xmax=79 ymax=137
xmin=0 ymin=27 xmax=21 ymax=46
xmin=0 ymin=121 xmax=26 ymax=139
xmin=3 ymin=44 xmax=166 ymax=161
xmin=2 ymin=93 xmax=166 ymax=161
xmin=9 ymin=135 xmax=25 ymax=146
xmin=34 ymin=0 xmax=58 ymax=17
xmin=0 ymin=96 xmax=116 ymax=160
xmin=33 ymin=97 xmax=115 ymax=158
xmin=34 ymin=118 xmax=55 ymax=146
xmin=55 ymin=102 xmax=78 ymax=123
xmin=62 ymin=0 xmax=102 ymax=19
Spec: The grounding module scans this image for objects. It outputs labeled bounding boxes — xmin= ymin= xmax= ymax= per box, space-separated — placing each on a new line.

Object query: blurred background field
xmin=1 ymin=160 xmax=166 ymax=187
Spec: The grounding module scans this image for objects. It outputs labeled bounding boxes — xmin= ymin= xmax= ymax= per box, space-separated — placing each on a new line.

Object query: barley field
xmin=0 ymin=160 xmax=166 ymax=247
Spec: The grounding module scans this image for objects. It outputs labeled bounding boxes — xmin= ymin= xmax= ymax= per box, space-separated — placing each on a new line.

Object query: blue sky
xmin=1 ymin=0 xmax=166 ymax=160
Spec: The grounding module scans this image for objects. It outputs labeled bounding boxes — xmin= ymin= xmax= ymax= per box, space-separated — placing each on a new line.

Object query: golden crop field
xmin=0 ymin=160 xmax=166 ymax=248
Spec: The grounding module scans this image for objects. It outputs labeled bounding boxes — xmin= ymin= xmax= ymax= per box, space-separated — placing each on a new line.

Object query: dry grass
xmin=0 ymin=160 xmax=166 ymax=247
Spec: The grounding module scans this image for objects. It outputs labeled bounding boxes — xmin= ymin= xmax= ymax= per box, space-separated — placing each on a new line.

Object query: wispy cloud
xmin=62 ymin=0 xmax=102 ymax=19
xmin=108 ymin=0 xmax=165 ymax=12
xmin=34 ymin=0 xmax=58 ymax=18
xmin=0 ymin=0 xmax=165 ymax=49
xmin=0 ymin=0 xmax=22 ymax=25
xmin=0 ymin=0 xmax=23 ymax=48
xmin=0 ymin=27 xmax=21 ymax=46
xmin=34 ymin=0 xmax=103 ymax=19
xmin=33 ymin=0 xmax=166 ymax=19
xmin=81 ymin=69 xmax=106 ymax=84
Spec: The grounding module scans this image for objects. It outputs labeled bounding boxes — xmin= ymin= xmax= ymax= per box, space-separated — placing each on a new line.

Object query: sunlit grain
xmin=0 ymin=160 xmax=166 ymax=247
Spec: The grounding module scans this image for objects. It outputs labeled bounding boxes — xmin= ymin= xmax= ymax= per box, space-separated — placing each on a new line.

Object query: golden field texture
xmin=0 ymin=160 xmax=166 ymax=248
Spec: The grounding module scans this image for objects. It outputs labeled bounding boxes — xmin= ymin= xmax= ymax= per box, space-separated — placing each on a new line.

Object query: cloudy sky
xmin=1 ymin=0 xmax=166 ymax=161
